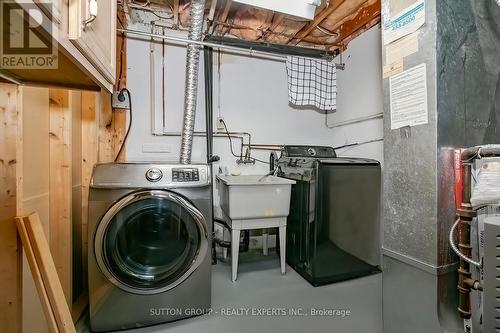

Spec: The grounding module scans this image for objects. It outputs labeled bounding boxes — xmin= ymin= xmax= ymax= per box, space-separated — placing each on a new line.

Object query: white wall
xmin=126 ymin=27 xmax=383 ymax=174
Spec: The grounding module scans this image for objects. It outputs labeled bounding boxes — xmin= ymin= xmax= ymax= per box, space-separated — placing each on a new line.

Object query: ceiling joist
xmin=123 ymin=0 xmax=382 ymax=52
xmin=288 ymin=0 xmax=346 ymax=46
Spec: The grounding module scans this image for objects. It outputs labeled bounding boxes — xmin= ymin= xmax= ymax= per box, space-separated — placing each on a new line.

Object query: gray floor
xmin=84 ymin=250 xmax=383 ymax=333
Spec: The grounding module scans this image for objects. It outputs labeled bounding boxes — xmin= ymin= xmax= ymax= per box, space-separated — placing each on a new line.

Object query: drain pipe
xmin=180 ymin=0 xmax=205 ymax=164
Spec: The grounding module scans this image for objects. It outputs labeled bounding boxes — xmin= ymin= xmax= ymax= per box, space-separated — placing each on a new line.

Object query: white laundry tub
xmin=217 ymin=175 xmax=296 ymax=220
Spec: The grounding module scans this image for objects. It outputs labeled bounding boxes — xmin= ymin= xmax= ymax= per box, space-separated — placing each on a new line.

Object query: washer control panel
xmin=172 ymin=168 xmax=200 ymax=182
xmin=145 ymin=167 xmax=163 ymax=182
xmin=283 ymin=145 xmax=336 ymax=158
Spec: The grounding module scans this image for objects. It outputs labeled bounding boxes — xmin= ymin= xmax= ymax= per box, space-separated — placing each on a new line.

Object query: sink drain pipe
xmin=180 ymin=0 xmax=205 ymax=164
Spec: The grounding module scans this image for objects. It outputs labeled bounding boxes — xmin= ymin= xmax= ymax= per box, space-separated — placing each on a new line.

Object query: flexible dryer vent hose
xmin=179 ymin=0 xmax=205 ymax=164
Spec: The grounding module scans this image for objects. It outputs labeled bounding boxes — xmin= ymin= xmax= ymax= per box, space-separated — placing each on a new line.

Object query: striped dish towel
xmin=286 ymin=56 xmax=337 ymax=111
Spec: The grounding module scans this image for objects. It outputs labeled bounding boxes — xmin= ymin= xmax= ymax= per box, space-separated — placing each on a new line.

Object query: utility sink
xmin=217 ymin=175 xmax=296 ymax=220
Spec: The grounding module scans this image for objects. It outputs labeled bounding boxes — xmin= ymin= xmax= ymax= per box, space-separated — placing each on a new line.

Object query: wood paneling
xmin=74 ymin=91 xmax=98 ymax=322
xmin=0 ymin=83 xmax=22 ymax=333
xmin=49 ymin=89 xmax=72 ymax=306
xmin=70 ymin=91 xmax=84 ymax=318
xmin=20 ymin=86 xmax=51 ymax=333
xmin=98 ymin=91 xmax=117 ymax=163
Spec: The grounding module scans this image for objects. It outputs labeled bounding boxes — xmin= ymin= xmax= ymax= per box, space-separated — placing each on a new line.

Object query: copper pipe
xmin=457 ymin=162 xmax=474 ymax=319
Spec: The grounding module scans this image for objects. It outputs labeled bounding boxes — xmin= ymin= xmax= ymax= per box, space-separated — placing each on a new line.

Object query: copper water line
xmin=456 ymin=162 xmax=475 ymax=319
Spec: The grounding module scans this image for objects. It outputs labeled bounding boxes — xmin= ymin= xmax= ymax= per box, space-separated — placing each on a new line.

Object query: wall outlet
xmin=217 ymin=117 xmax=225 ymax=131
xmin=112 ymin=91 xmax=130 ymax=109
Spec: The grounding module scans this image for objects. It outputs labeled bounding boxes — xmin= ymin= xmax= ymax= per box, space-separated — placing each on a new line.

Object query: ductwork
xmin=180 ymin=0 xmax=205 ymax=164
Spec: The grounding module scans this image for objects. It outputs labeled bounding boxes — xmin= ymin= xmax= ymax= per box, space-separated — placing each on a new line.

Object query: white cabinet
xmin=68 ymin=0 xmax=117 ymax=84
xmin=6 ymin=0 xmax=116 ymax=91
xmin=34 ymin=0 xmax=63 ymax=24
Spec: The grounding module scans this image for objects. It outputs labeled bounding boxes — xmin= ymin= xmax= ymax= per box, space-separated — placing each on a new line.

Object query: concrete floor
xmin=81 ymin=250 xmax=383 ymax=333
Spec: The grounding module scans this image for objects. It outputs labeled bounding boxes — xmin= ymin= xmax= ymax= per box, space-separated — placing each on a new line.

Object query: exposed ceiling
xmin=123 ymin=0 xmax=381 ymax=52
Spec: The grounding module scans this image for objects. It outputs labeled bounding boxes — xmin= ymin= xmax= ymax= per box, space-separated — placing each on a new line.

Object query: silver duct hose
xmin=180 ymin=0 xmax=205 ymax=164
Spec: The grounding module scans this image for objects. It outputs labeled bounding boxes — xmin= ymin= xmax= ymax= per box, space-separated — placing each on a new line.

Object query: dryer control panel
xmin=90 ymin=163 xmax=210 ymax=188
xmin=172 ymin=168 xmax=200 ymax=182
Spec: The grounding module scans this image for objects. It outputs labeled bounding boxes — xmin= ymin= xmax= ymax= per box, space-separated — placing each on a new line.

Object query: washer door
xmin=94 ymin=190 xmax=208 ymax=294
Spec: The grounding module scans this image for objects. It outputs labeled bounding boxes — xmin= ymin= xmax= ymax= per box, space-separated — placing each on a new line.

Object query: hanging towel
xmin=286 ymin=56 xmax=337 ymax=111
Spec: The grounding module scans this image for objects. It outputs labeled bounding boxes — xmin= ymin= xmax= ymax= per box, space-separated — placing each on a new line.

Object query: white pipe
xmin=325 ymin=112 xmax=383 ymax=129
xmin=149 ymin=39 xmax=157 ymax=134
xmin=117 ymin=28 xmax=345 ymax=69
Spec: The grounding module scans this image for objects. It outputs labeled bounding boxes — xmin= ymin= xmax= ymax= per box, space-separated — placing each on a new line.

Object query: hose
xmin=449 ymin=219 xmax=482 ymax=267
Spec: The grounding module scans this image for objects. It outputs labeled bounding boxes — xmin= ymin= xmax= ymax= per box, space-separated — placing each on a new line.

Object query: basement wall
xmin=125 ymin=26 xmax=384 ymax=175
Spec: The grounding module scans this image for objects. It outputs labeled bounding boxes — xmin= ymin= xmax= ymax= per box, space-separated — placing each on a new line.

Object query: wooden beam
xmin=270 ymin=13 xmax=285 ymax=31
xmin=220 ymin=0 xmax=232 ymax=23
xmin=262 ymin=13 xmax=285 ymax=41
xmin=288 ymin=0 xmax=346 ymax=45
xmin=216 ymin=0 xmax=232 ymax=35
xmin=336 ymin=1 xmax=381 ymax=46
xmin=173 ymin=0 xmax=180 ymax=27
xmin=20 ymin=213 xmax=76 ymax=333
xmin=299 ymin=0 xmax=380 ymax=48
xmin=0 ymin=83 xmax=22 ymax=333
xmin=208 ymin=0 xmax=218 ymax=23
xmin=114 ymin=28 xmax=128 ymax=163
xmin=15 ymin=216 xmax=58 ymax=333
xmin=49 ymin=89 xmax=72 ymax=306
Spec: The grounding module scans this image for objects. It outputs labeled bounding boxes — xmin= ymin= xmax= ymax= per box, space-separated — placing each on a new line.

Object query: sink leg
xmin=262 ymin=229 xmax=268 ymax=256
xmin=222 ymin=227 xmax=228 ymax=259
xmin=279 ymin=226 xmax=286 ymax=275
xmin=231 ymin=229 xmax=240 ymax=282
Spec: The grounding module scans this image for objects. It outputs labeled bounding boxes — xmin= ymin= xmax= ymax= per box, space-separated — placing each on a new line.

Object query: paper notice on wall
xmin=383 ymin=59 xmax=404 ymax=78
xmin=383 ymin=0 xmax=425 ymax=45
xmin=389 ymin=63 xmax=428 ymax=130
xmin=385 ymin=32 xmax=419 ymax=64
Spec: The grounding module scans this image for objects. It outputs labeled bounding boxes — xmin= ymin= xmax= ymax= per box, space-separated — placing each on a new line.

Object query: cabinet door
xmin=68 ymin=0 xmax=116 ymax=84
xmin=34 ymin=0 xmax=63 ymax=24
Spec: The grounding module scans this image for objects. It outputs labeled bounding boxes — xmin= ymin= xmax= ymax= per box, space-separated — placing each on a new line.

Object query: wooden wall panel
xmin=97 ymin=91 xmax=114 ymax=162
xmin=49 ymin=89 xmax=72 ymax=306
xmin=80 ymin=91 xmax=98 ymax=299
xmin=114 ymin=30 xmax=128 ymax=162
xmin=2 ymin=85 xmax=108 ymax=328
xmin=0 ymin=83 xmax=22 ymax=333
xmin=70 ymin=91 xmax=84 ymax=309
xmin=20 ymin=86 xmax=50 ymax=333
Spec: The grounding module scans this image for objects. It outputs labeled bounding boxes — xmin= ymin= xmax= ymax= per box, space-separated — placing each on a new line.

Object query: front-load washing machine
xmin=88 ymin=163 xmax=212 ymax=332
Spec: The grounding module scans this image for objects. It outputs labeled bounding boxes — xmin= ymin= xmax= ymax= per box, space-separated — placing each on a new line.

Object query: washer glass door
xmin=95 ymin=190 xmax=208 ymax=294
